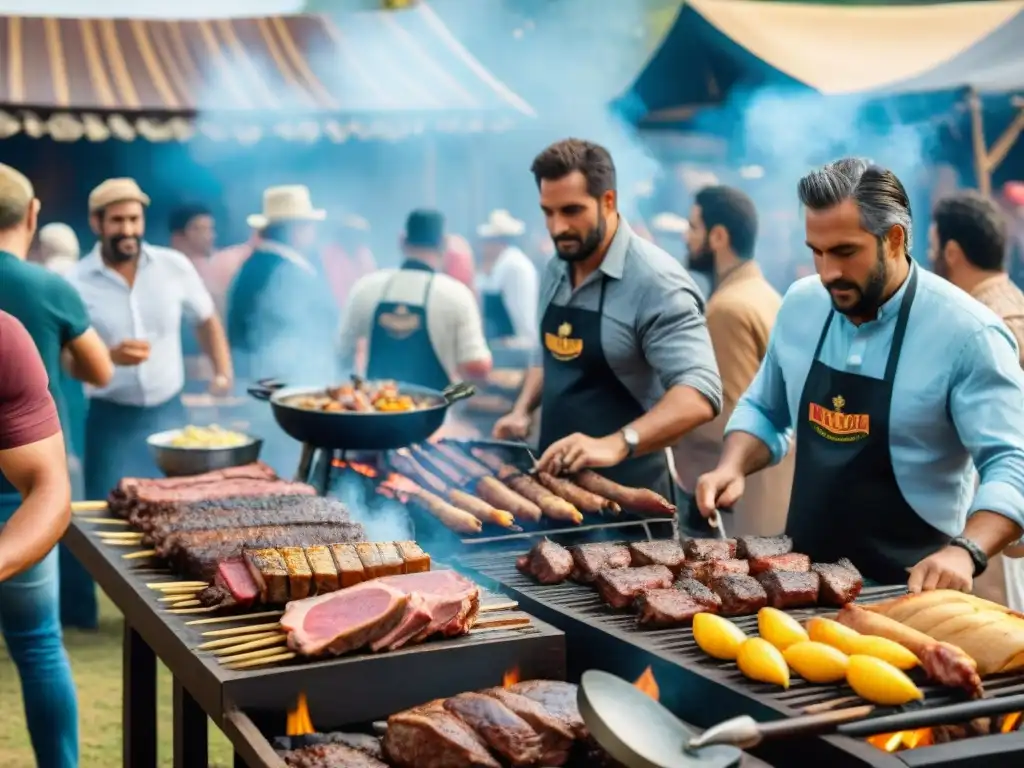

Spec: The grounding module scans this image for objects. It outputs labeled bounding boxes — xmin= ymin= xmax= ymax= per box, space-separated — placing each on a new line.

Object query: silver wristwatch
xmin=622 ymin=427 xmax=639 ymax=458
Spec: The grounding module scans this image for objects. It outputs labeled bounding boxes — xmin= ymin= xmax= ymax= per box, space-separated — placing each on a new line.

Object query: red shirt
xmin=443 ymin=235 xmax=476 ymax=293
xmin=0 ymin=311 xmax=60 ymax=450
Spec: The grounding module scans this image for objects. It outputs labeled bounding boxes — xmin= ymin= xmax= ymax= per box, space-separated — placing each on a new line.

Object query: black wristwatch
xmin=949 ymin=536 xmax=988 ymax=576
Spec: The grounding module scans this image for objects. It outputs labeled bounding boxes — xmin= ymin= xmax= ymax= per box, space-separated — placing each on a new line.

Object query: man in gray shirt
xmin=494 ymin=139 xmax=722 ymax=503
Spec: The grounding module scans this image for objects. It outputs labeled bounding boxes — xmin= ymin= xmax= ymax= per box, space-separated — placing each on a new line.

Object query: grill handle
xmin=838 ymin=691 xmax=1024 ymax=737
xmin=688 ymin=706 xmax=874 ymax=750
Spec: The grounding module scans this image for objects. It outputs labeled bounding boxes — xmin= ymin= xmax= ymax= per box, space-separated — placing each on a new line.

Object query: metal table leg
xmin=173 ymin=679 xmax=208 ymax=768
xmin=295 ymin=443 xmax=314 ymax=483
xmin=122 ymin=623 xmax=157 ymax=768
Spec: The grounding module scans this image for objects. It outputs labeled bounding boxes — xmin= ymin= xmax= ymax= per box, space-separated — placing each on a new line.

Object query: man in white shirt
xmin=475 ymin=210 xmax=539 ymax=359
xmin=339 ymin=209 xmax=492 ymax=388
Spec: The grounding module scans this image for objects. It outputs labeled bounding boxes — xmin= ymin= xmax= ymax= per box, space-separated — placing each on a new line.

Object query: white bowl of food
xmin=147 ymin=425 xmax=262 ymax=477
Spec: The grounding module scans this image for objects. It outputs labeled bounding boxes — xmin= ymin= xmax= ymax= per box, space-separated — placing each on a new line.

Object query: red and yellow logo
xmin=544 ymin=322 xmax=583 ymax=362
xmin=808 ymin=395 xmax=870 ymax=442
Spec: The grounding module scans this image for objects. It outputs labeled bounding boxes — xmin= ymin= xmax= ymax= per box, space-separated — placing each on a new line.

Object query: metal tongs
xmin=666 ymin=448 xmax=727 ymax=539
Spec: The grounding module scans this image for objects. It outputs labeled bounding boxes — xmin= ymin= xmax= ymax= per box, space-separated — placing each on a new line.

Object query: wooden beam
xmin=969 ymin=89 xmax=991 ymax=197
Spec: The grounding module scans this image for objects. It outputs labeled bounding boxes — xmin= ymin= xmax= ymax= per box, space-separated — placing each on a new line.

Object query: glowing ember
xmin=331 ymin=459 xmax=379 ymax=478
xmin=633 ymin=666 xmax=660 ymax=702
xmin=286 ymin=692 xmax=315 ymax=737
xmin=503 ymin=667 xmax=521 ymax=688
xmin=1001 ymin=712 xmax=1022 ymax=733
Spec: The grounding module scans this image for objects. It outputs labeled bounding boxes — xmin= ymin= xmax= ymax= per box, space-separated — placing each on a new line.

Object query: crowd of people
xmin=2 ymin=137 xmax=1024 ymax=766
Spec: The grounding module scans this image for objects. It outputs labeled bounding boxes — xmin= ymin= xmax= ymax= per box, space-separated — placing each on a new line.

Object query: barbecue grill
xmin=456 ymin=551 xmax=1024 ymax=768
xmin=63 ymin=517 xmax=566 ymax=768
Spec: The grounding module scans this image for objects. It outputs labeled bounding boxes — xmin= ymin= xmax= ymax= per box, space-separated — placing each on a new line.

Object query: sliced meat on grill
xmin=812 ymin=558 xmax=864 ymax=606
xmin=636 ymin=588 xmax=712 ymax=627
xmin=710 ymin=574 xmax=768 ymax=616
xmin=384 ymin=701 xmax=501 ymax=768
xmin=280 ymin=547 xmax=313 ymax=599
xmin=683 ymin=538 xmax=737 ymax=561
xmin=305 ymin=545 xmax=340 ymax=594
xmin=757 ymin=570 xmax=820 ymax=609
xmin=679 ymin=559 xmax=749 ymax=584
xmin=282 ymin=582 xmax=409 ymax=656
xmin=736 ymin=535 xmax=793 ymax=559
xmin=246 ymin=548 xmax=289 ymax=604
xmin=628 ymin=540 xmax=686 ymax=573
xmin=109 ymin=462 xmax=279 ymax=513
xmin=331 ymin=544 xmax=367 ymax=587
xmin=516 ymin=539 xmax=573 ymax=585
xmin=480 ymin=688 xmax=574 ymax=767
xmin=376 ymin=542 xmax=405 ymax=576
xmin=210 ymin=556 xmax=259 ymax=607
xmin=569 ymin=543 xmax=631 ymax=583
xmin=675 ymin=578 xmax=722 ymax=610
xmin=123 ymin=479 xmax=317 ymax=517
xmin=748 ymin=552 xmax=811 ymax=575
xmin=371 ymin=570 xmax=480 ymax=651
xmin=595 ymin=565 xmax=674 ymax=609
xmin=508 ymin=681 xmax=587 ymax=739
xmin=320 ymin=732 xmax=385 ymax=760
xmin=395 ymin=541 xmax=431 ymax=574
xmin=443 ymin=693 xmax=543 ymax=766
xmin=282 ymin=742 xmax=388 ymax=768
xmin=356 ymin=543 xmax=385 ymax=579
xmin=136 ymin=495 xmax=350 ymax=536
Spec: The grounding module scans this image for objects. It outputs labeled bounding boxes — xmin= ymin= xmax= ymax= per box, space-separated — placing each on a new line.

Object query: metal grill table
xmin=456 ymin=553 xmax=1024 ymax=767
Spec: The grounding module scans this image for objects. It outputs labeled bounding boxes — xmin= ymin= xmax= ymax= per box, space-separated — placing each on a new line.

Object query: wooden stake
xmin=200 ymin=621 xmax=282 ymax=637
xmin=471 ymin=616 xmax=532 ymax=631
xmin=147 ymin=581 xmax=209 ymax=590
xmin=81 ymin=517 xmax=130 ymax=525
xmin=104 ymin=540 xmax=142 ymax=547
xmin=151 ymin=585 xmax=206 ymax=595
xmin=98 ymin=532 xmax=143 ymax=540
xmin=72 ymin=500 xmax=108 ymax=513
xmin=223 ymin=651 xmax=296 ymax=670
xmin=186 ymin=610 xmax=282 ymax=627
xmin=213 ymin=635 xmax=287 ymax=658
xmin=167 ymin=600 xmax=201 ymax=609
xmin=479 ymin=601 xmax=518 ymax=613
xmin=167 ymin=606 xmax=219 ymax=615
xmin=123 ymin=550 xmax=157 ymax=560
xmin=196 ymin=631 xmax=282 ymax=651
xmin=158 ymin=595 xmax=199 ymax=603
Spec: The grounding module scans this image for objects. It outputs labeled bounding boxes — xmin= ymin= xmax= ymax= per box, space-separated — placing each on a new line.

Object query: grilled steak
xmin=320 ymin=732 xmax=384 ymax=760
xmin=679 ymin=559 xmax=749 ymax=584
xmin=508 ymin=681 xmax=587 ymax=739
xmin=282 ymin=742 xmax=388 ymax=768
xmin=480 ymin=688 xmax=574 ymax=767
xmin=246 ymin=548 xmax=289 ymax=604
xmin=570 ymin=543 xmax=631 ymax=582
xmin=137 ymin=495 xmax=349 ymax=535
xmin=516 ymin=539 xmax=573 ymax=584
xmin=305 ymin=545 xmax=340 ymax=594
xmin=628 ymin=540 xmax=686 ymax=572
xmin=384 ymin=700 xmax=501 ymax=768
xmin=736 ymin=535 xmax=793 ymax=559
xmin=812 ymin=558 xmax=864 ymax=606
xmin=683 ymin=538 xmax=737 ymax=561
xmin=595 ymin=565 xmax=674 ymax=609
xmin=331 ymin=544 xmax=368 ymax=587
xmin=109 ymin=462 xmax=278 ymax=513
xmin=283 ymin=582 xmax=408 ymax=656
xmin=443 ymin=693 xmax=543 ymax=766
xmin=757 ymin=570 xmax=820 ymax=609
xmin=395 ymin=541 xmax=431 ymax=573
xmin=636 ymin=589 xmax=712 ymax=627
xmin=675 ymin=578 xmax=722 ymax=610
xmin=210 ymin=557 xmax=259 ymax=607
xmin=376 ymin=542 xmax=405 ymax=576
xmin=748 ymin=552 xmax=810 ymax=575
xmin=356 ymin=543 xmax=385 ymax=579
xmin=280 ymin=546 xmax=313 ymax=599
xmin=710 ymin=574 xmax=768 ymax=616
xmin=372 ymin=570 xmax=480 ymax=650
xmin=123 ymin=479 xmax=316 ymax=517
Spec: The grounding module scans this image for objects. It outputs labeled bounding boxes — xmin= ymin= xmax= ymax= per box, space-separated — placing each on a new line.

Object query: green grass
xmin=0 ymin=592 xmax=234 ymax=767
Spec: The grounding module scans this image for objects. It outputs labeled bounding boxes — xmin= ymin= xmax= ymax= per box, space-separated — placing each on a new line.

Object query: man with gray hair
xmin=695 ymin=158 xmax=1024 ymax=593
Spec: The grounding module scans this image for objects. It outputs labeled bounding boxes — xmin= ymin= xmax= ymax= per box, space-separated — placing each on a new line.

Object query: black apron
xmin=483 ymin=290 xmax=516 ymax=341
xmin=366 ymin=261 xmax=450 ymax=391
xmin=786 ymin=267 xmax=950 ymax=584
xmin=539 ymin=276 xmax=673 ymax=500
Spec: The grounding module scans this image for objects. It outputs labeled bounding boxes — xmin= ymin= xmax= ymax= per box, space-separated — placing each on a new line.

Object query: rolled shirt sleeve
xmin=724 ymin=334 xmax=794 ymax=465
xmin=0 ymin=313 xmax=60 ymax=449
xmin=636 ymin=277 xmax=723 ymax=415
xmin=950 ymin=325 xmax=1024 ymax=531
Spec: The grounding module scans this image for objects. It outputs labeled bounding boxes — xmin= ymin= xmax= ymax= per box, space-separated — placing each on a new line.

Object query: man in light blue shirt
xmin=695 ymin=158 xmax=1024 ymax=591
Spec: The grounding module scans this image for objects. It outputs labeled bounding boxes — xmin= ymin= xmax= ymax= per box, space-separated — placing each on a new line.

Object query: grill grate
xmin=457 ymin=553 xmax=1024 ymax=719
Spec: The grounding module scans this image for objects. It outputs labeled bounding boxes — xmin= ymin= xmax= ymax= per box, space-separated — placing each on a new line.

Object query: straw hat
xmin=477 ymin=209 xmax=525 ymax=239
xmin=247 ymin=185 xmax=326 ymax=229
xmin=651 ymin=212 xmax=690 ymax=235
xmin=88 ymin=178 xmax=150 ymax=214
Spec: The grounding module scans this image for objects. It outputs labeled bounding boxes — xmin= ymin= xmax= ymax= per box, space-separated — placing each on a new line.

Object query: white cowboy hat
xmin=477 ymin=209 xmax=525 ymax=238
xmin=651 ymin=212 xmax=690 ymax=234
xmin=247 ymin=185 xmax=326 ymax=229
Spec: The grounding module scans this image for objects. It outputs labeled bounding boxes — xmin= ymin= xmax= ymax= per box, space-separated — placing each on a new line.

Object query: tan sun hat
xmin=477 ymin=209 xmax=525 ymax=238
xmin=247 ymin=185 xmax=326 ymax=229
xmin=88 ymin=178 xmax=151 ymax=214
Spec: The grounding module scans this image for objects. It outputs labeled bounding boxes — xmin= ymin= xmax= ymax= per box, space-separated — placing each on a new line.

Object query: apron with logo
xmin=786 ymin=268 xmax=950 ymax=584
xmin=366 ymin=262 xmax=450 ymax=391
xmin=539 ymin=277 xmax=673 ymax=500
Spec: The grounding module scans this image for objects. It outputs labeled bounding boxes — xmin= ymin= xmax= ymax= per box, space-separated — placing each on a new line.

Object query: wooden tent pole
xmin=969 ymin=89 xmax=1024 ymax=197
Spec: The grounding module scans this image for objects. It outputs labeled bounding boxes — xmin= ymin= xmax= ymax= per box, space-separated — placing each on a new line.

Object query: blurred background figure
xmin=322 ymin=213 xmax=377 ymax=312
xmin=38 ymin=222 xmax=80 ymax=277
xmin=442 ymin=232 xmax=477 ymax=294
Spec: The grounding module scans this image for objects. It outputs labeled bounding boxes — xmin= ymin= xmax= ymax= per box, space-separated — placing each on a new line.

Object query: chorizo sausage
xmin=407 ymin=487 xmax=483 ymax=534
xmin=572 ymin=470 xmax=676 ymax=516
xmin=537 ymin=472 xmax=620 ymax=515
xmin=473 ymin=476 xmax=542 ymax=524
xmin=448 ymin=489 xmax=517 ymax=529
xmin=500 ymin=470 xmax=582 ymax=525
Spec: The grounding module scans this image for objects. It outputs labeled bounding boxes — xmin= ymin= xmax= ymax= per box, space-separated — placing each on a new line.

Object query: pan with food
xmin=247 ymin=378 xmax=475 ymax=450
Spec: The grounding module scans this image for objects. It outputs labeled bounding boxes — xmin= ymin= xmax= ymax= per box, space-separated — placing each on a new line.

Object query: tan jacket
xmin=967 ymin=274 xmax=1024 ymax=606
xmin=676 ymin=261 xmax=795 ymax=536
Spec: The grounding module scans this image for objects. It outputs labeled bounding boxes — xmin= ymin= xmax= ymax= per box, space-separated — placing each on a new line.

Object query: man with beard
xmin=676 ymin=185 xmax=792 ymax=536
xmin=695 ymin=158 xmax=1024 ymax=592
xmin=929 ymin=191 xmax=1024 ymax=608
xmin=494 ymin=139 xmax=721 ymax=502
xmin=67 ymin=178 xmax=232 ymax=625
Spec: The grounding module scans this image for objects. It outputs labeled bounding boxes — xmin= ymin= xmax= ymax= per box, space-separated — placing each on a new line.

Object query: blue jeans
xmin=0 ymin=546 xmax=80 ymax=768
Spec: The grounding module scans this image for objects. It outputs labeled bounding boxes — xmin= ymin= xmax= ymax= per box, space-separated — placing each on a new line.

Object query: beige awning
xmin=687 ymin=0 xmax=1024 ymax=95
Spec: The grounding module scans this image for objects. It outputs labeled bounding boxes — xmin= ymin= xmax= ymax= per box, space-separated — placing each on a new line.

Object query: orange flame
xmin=634 ymin=666 xmax=660 ymax=702
xmin=332 ymin=459 xmax=379 ymax=478
xmin=1002 ymin=712 xmax=1022 ymax=733
xmin=503 ymin=667 xmax=521 ymax=688
xmin=868 ymin=713 xmax=1024 ymax=753
xmin=286 ymin=692 xmax=315 ymax=737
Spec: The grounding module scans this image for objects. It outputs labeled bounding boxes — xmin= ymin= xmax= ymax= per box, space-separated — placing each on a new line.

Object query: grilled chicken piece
xmin=679 ymin=559 xmax=749 ymax=584
xmin=749 ymin=552 xmax=810 ymax=575
xmin=244 ymin=548 xmax=288 ymax=604
xmin=516 ymin=539 xmax=573 ymax=585
xmin=595 ymin=565 xmax=674 ymax=609
xmin=330 ymin=544 xmax=366 ymax=588
xmin=395 ymin=541 xmax=431 ymax=573
xmin=304 ymin=545 xmax=339 ymax=594
xmin=356 ymin=543 xmax=385 ymax=579
xmin=757 ymin=570 xmax=820 ymax=609
xmin=736 ymin=535 xmax=793 ymax=559
xmin=280 ymin=546 xmax=313 ymax=599
xmin=480 ymin=688 xmax=574 ymax=767
xmin=375 ymin=542 xmax=405 ymax=577
xmin=384 ymin=701 xmax=500 ymax=768
xmin=710 ymin=574 xmax=768 ymax=616
xmin=675 ymin=578 xmax=722 ymax=610
xmin=508 ymin=681 xmax=587 ymax=739
xmin=570 ymin=543 xmax=631 ymax=583
xmin=443 ymin=693 xmax=543 ymax=766
xmin=683 ymin=538 xmax=737 ymax=561
xmin=812 ymin=558 xmax=864 ymax=605
xmin=628 ymin=540 xmax=686 ymax=573
xmin=636 ymin=589 xmax=711 ymax=627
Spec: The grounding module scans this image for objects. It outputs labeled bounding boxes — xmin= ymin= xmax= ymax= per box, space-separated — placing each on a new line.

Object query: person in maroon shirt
xmin=0 ymin=309 xmax=77 ymax=767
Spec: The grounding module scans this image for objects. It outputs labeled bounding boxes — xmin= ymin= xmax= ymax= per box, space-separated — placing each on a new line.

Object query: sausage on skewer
xmin=391 ymin=451 xmax=515 ymax=528
xmin=405 ymin=486 xmax=483 ymax=534
xmin=420 ymin=445 xmax=542 ymax=524
xmin=572 ymin=470 xmax=676 ymax=517
xmin=537 ymin=472 xmax=620 ymax=515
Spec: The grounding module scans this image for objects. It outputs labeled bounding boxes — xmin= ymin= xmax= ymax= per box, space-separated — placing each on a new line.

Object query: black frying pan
xmin=247 ymin=379 xmax=475 ymax=451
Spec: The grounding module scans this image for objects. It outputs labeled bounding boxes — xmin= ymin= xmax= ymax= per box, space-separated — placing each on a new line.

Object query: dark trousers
xmin=62 ymin=396 xmax=186 ymax=628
